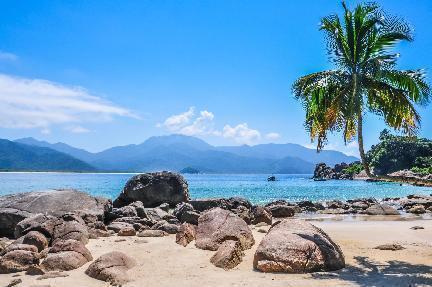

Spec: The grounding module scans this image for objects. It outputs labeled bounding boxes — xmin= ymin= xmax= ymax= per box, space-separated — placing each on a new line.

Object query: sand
xmin=1 ymin=217 xmax=431 ymax=287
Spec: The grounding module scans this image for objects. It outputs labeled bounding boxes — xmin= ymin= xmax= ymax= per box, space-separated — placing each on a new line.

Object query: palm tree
xmin=293 ymin=1 xmax=430 ymax=177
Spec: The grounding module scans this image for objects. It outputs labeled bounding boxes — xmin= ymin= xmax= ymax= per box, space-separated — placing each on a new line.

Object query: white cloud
xmin=179 ymin=110 xmax=215 ymax=136
xmin=162 ymin=107 xmax=195 ymax=131
xmin=222 ymin=123 xmax=261 ymax=145
xmin=0 ymin=51 xmax=18 ymax=61
xmin=65 ymin=126 xmax=90 ymax=133
xmin=0 ymin=74 xmax=135 ymax=133
xmin=265 ymin=132 xmax=281 ymax=140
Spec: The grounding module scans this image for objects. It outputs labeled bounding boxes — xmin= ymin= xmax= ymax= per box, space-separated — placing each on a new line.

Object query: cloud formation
xmin=0 ymin=74 xmax=135 ymax=133
xmin=0 ymin=51 xmax=18 ymax=61
xmin=159 ymin=107 xmax=278 ymax=145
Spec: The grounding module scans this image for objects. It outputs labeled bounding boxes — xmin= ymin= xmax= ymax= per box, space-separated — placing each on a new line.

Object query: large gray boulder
xmin=253 ymin=219 xmax=345 ymax=273
xmin=0 ymin=189 xmax=111 ymax=237
xmin=195 ymin=208 xmax=254 ymax=251
xmin=40 ymin=239 xmax=93 ymax=271
xmin=113 ymin=172 xmax=189 ymax=208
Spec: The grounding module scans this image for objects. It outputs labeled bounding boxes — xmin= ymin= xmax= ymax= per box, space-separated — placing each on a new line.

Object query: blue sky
xmin=0 ymin=0 xmax=431 ymax=155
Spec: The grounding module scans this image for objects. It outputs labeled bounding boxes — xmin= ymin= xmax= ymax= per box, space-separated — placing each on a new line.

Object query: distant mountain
xmin=218 ymin=143 xmax=358 ymax=166
xmin=14 ymin=134 xmax=358 ymax=173
xmin=0 ymin=139 xmax=96 ymax=172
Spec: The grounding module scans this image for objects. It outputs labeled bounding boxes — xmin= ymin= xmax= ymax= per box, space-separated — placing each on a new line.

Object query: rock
xmin=152 ymin=221 xmax=179 ymax=234
xmin=6 ymin=279 xmax=22 ymax=287
xmin=174 ymin=203 xmax=200 ymax=225
xmin=257 ymin=228 xmax=267 ymax=233
xmin=118 ymin=227 xmax=136 ymax=236
xmin=325 ymin=200 xmax=349 ymax=210
xmin=189 ymin=198 xmax=229 ymax=212
xmin=145 ymin=207 xmax=173 ymax=222
xmin=231 ymin=206 xmax=253 ymax=225
xmin=107 ymin=222 xmax=134 ymax=233
xmin=113 ymin=172 xmax=189 ymax=208
xmin=410 ymin=226 xmax=424 ymax=230
xmin=85 ymin=251 xmax=136 ymax=285
xmin=26 ymin=265 xmax=46 ymax=275
xmin=107 ymin=206 xmax=138 ymax=220
xmin=0 ymin=208 xmax=33 ymax=237
xmin=37 ymin=271 xmax=69 ymax=280
xmin=51 ymin=213 xmax=89 ymax=245
xmin=210 ymin=240 xmax=244 ymax=270
xmin=129 ymin=201 xmax=147 ymax=218
xmin=195 ymin=208 xmax=254 ymax=251
xmin=374 ymin=244 xmax=405 ymax=251
xmin=268 ymin=205 xmax=295 ymax=218
xmin=158 ymin=203 xmax=170 ymax=212
xmin=0 ymin=190 xmax=111 ymax=231
xmin=2 ymin=243 xmax=38 ymax=255
xmin=407 ymin=205 xmax=426 ymax=214
xmin=175 ymin=223 xmax=196 ymax=247
xmin=22 ymin=231 xmax=49 ymax=252
xmin=0 ymin=250 xmax=40 ymax=273
xmin=252 ymin=206 xmax=272 ymax=225
xmin=253 ymin=219 xmax=345 ymax=273
xmin=226 ymin=197 xmax=253 ymax=210
xmin=14 ymin=214 xmax=55 ymax=239
xmin=137 ymin=230 xmax=168 ymax=237
xmin=365 ymin=204 xmax=399 ymax=215
xmin=40 ymin=239 xmax=92 ymax=271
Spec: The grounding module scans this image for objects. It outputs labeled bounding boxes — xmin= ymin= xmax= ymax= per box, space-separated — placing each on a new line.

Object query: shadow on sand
xmin=311 ymin=256 xmax=432 ymax=286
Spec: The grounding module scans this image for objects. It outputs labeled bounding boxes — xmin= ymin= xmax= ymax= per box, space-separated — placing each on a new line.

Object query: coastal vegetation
xmin=293 ymin=1 xmax=431 ymax=178
xmin=367 ymin=129 xmax=432 ymax=175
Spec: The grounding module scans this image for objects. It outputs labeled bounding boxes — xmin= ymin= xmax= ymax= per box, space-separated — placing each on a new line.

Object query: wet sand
xmin=1 ymin=218 xmax=431 ymax=287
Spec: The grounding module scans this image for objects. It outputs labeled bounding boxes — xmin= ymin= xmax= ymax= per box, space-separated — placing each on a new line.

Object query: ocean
xmin=1 ymin=172 xmax=431 ymax=204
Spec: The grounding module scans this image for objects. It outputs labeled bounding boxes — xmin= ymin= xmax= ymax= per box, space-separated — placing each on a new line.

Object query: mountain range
xmin=4 ymin=135 xmax=358 ymax=173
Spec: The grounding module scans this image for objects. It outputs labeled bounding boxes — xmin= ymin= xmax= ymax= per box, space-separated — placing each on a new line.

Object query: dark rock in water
xmin=253 ymin=219 xmax=345 ymax=273
xmin=268 ymin=205 xmax=295 ymax=218
xmin=0 ymin=249 xmax=40 ymax=273
xmin=374 ymin=243 xmax=405 ymax=251
xmin=252 ymin=206 xmax=272 ymax=225
xmin=210 ymin=240 xmax=244 ymax=270
xmin=113 ymin=172 xmax=189 ymax=208
xmin=85 ymin=251 xmax=136 ymax=285
xmin=195 ymin=208 xmax=254 ymax=251
xmin=365 ymin=204 xmax=399 ymax=215
xmin=175 ymin=223 xmax=196 ymax=247
xmin=40 ymin=239 xmax=93 ymax=271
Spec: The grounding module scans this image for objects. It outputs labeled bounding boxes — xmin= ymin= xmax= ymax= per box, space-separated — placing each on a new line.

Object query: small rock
xmin=410 ymin=226 xmax=424 ymax=230
xmin=257 ymin=228 xmax=267 ymax=233
xmin=6 ymin=279 xmax=22 ymax=287
xmin=252 ymin=206 xmax=272 ymax=225
xmin=118 ymin=227 xmax=136 ymax=236
xmin=374 ymin=244 xmax=405 ymax=251
xmin=210 ymin=240 xmax=244 ymax=270
xmin=137 ymin=230 xmax=168 ymax=237
xmin=37 ymin=271 xmax=69 ymax=280
xmin=40 ymin=239 xmax=93 ymax=271
xmin=175 ymin=223 xmax=196 ymax=247
xmin=268 ymin=205 xmax=295 ymax=218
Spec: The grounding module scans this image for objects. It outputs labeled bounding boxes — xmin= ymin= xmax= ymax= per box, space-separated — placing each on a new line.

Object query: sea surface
xmin=1 ymin=172 xmax=431 ymax=204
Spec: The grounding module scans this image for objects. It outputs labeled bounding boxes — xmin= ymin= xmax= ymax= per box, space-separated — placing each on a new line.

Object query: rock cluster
xmin=313 ymin=162 xmax=359 ymax=180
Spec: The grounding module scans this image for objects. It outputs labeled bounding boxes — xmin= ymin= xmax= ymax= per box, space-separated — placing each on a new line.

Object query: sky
xmin=0 ymin=0 xmax=431 ymax=156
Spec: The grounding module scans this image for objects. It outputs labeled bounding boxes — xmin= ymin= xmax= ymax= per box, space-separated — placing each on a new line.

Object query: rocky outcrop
xmin=85 ymin=251 xmax=136 ymax=285
xmin=173 ymin=203 xmax=200 ymax=225
xmin=253 ymin=219 xmax=345 ymax=273
xmin=0 ymin=249 xmax=39 ymax=273
xmin=51 ymin=213 xmax=89 ymax=245
xmin=313 ymin=162 xmax=360 ymax=180
xmin=210 ymin=240 xmax=244 ymax=270
xmin=113 ymin=172 xmax=189 ymax=208
xmin=267 ymin=205 xmax=295 ymax=218
xmin=364 ymin=204 xmax=399 ymax=215
xmin=195 ymin=208 xmax=254 ymax=251
xmin=40 ymin=239 xmax=92 ymax=271
xmin=175 ymin=223 xmax=196 ymax=247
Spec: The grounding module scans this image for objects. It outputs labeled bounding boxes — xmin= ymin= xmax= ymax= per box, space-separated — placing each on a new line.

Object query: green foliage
xmin=293 ymin=1 xmax=430 ymax=153
xmin=367 ymin=129 xmax=432 ymax=175
xmin=342 ymin=162 xmax=363 ymax=175
xmin=411 ymin=166 xmax=432 ymax=176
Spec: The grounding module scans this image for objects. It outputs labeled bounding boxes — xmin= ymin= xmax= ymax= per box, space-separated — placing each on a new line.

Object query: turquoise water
xmin=1 ymin=172 xmax=431 ymax=204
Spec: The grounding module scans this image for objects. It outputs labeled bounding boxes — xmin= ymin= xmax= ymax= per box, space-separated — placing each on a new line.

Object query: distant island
xmin=1 ymin=134 xmax=358 ymax=173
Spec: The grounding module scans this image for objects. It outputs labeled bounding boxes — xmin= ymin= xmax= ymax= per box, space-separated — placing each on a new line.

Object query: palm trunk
xmin=357 ymin=113 xmax=373 ymax=177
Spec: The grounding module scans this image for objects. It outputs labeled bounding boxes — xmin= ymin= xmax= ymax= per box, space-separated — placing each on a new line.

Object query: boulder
xmin=40 ymin=239 xmax=92 ymax=271
xmin=210 ymin=240 xmax=244 ymax=270
xmin=113 ymin=172 xmax=189 ymax=208
xmin=0 ymin=190 xmax=111 ymax=227
xmin=151 ymin=221 xmax=179 ymax=234
xmin=0 ymin=208 xmax=33 ymax=238
xmin=231 ymin=206 xmax=253 ymax=225
xmin=137 ymin=230 xmax=168 ymax=237
xmin=145 ymin=207 xmax=174 ymax=222
xmin=252 ymin=206 xmax=272 ymax=225
xmin=253 ymin=219 xmax=345 ymax=273
xmin=374 ymin=243 xmax=405 ymax=251
xmin=174 ymin=203 xmax=200 ymax=225
xmin=118 ymin=227 xmax=136 ymax=236
xmin=1 ymin=243 xmax=38 ymax=255
xmin=175 ymin=223 xmax=196 ymax=247
xmin=365 ymin=204 xmax=399 ymax=215
xmin=268 ymin=205 xmax=295 ymax=218
xmin=14 ymin=214 xmax=56 ymax=239
xmin=107 ymin=222 xmax=134 ymax=233
xmin=407 ymin=205 xmax=426 ymax=214
xmin=22 ymin=231 xmax=49 ymax=252
xmin=189 ymin=198 xmax=229 ymax=212
xmin=85 ymin=251 xmax=136 ymax=285
xmin=0 ymin=250 xmax=40 ymax=273
xmin=51 ymin=214 xmax=89 ymax=245
xmin=195 ymin=208 xmax=254 ymax=251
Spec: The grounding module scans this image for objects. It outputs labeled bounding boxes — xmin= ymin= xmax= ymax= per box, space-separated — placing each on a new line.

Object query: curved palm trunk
xmin=357 ymin=113 xmax=373 ymax=177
